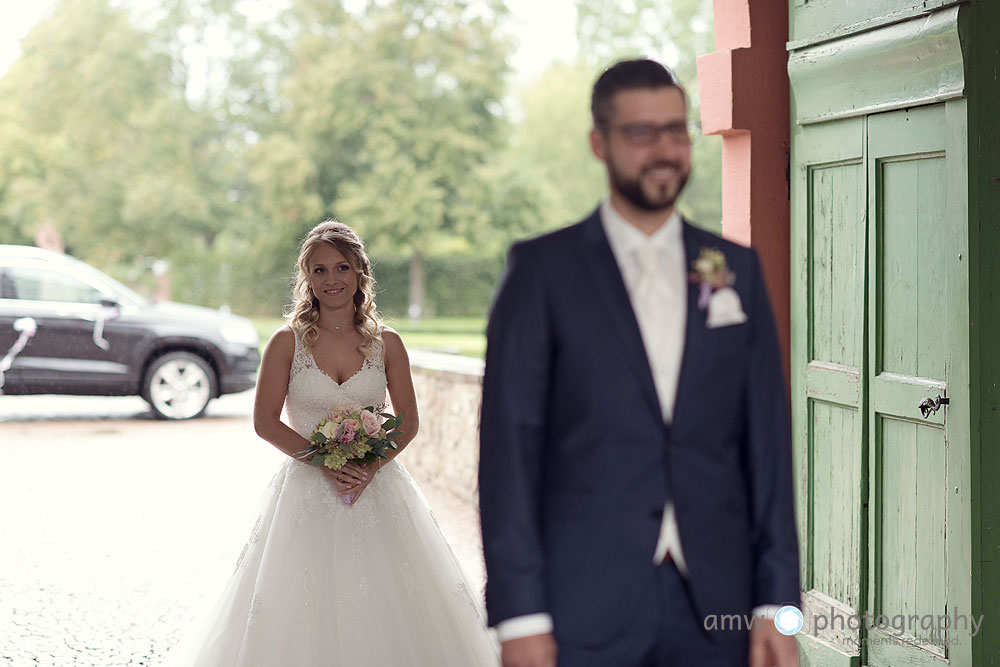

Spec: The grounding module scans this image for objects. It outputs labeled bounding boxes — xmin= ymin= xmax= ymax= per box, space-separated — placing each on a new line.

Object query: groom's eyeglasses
xmin=602 ymin=121 xmax=691 ymax=146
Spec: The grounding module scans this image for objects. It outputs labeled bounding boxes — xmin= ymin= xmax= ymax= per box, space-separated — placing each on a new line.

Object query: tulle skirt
xmin=164 ymin=458 xmax=499 ymax=666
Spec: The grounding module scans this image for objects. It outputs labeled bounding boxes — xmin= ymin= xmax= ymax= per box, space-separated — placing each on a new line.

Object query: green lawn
xmin=252 ymin=318 xmax=286 ymax=348
xmin=252 ymin=316 xmax=486 ymax=359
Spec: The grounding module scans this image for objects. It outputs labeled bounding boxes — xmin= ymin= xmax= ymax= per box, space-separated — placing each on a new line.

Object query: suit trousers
xmin=555 ymin=561 xmax=749 ymax=667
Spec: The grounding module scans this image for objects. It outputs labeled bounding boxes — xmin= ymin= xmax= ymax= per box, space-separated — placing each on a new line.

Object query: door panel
xmin=794 ymin=104 xmax=962 ymax=665
xmin=811 ymin=162 xmax=863 ymax=367
xmin=867 ymin=104 xmax=951 ymax=665
xmin=810 ymin=400 xmax=862 ymax=609
xmin=876 ymin=417 xmax=947 ymax=617
xmin=878 ymin=155 xmax=948 ymax=379
xmin=791 ymin=117 xmax=866 ymax=659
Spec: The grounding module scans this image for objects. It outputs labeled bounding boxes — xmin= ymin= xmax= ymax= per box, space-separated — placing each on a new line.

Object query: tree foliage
xmin=216 ymin=0 xmax=535 ymax=313
xmin=574 ymin=0 xmax=714 ymax=83
xmin=0 ymin=0 xmax=722 ymax=316
xmin=0 ymin=0 xmax=233 ymax=266
xmin=512 ymin=0 xmax=722 ymax=232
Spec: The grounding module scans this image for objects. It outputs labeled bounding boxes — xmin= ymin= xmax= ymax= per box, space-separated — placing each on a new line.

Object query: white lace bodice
xmin=285 ymin=328 xmax=388 ymax=437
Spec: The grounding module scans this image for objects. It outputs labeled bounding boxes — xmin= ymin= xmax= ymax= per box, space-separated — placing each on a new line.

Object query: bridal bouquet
xmin=298 ymin=406 xmax=404 ymax=471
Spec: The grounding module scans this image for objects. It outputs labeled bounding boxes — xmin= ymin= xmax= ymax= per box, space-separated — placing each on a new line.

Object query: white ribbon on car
xmin=0 ymin=317 xmax=38 ymax=392
xmin=74 ymin=302 xmax=120 ymax=351
xmin=90 ymin=303 xmax=119 ymax=350
xmin=0 ymin=300 xmax=119 ymax=393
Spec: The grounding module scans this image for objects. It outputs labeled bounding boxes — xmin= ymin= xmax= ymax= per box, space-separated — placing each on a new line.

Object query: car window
xmin=0 ymin=270 xmax=16 ymax=299
xmin=4 ymin=266 xmax=105 ymax=304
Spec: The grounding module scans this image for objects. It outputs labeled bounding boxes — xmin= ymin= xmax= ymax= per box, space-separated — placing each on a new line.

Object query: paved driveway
xmin=0 ymin=392 xmax=486 ymax=666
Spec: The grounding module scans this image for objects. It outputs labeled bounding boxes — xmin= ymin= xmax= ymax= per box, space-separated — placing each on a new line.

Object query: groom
xmin=479 ymin=59 xmax=800 ymax=666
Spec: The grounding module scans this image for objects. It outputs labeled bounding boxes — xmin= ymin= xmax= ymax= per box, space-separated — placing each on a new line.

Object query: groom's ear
xmin=589 ymin=127 xmax=607 ymax=162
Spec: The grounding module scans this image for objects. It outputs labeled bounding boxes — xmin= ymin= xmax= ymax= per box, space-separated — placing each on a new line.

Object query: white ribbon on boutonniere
xmin=688 ymin=247 xmax=748 ymax=329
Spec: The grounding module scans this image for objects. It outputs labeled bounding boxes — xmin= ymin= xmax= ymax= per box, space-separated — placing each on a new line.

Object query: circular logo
xmin=774 ymin=605 xmax=804 ymax=635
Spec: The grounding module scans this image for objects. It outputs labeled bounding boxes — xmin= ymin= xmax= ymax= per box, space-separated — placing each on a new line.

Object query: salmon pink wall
xmin=697 ymin=0 xmax=791 ymax=389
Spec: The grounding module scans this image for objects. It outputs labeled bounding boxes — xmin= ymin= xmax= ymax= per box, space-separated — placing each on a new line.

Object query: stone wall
xmin=396 ymin=350 xmax=484 ymax=503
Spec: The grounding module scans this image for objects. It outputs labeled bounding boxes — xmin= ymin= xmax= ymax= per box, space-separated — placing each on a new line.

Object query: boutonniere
xmin=689 ymin=247 xmax=747 ymax=328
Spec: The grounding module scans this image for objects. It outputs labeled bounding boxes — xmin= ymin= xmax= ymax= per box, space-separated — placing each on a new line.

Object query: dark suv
xmin=0 ymin=245 xmax=260 ymax=419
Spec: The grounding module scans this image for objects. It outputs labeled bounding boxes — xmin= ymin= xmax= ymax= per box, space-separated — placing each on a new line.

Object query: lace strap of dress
xmin=288 ymin=327 xmax=314 ymax=378
xmin=369 ymin=325 xmax=387 ymax=371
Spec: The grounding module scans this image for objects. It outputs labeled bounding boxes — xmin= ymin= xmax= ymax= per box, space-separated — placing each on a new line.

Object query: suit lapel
xmin=577 ymin=210 xmax=662 ymax=422
xmin=671 ymin=220 xmax=709 ymax=430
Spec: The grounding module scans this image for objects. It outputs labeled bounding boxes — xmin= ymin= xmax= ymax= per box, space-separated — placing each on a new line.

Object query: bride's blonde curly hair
xmin=286 ymin=220 xmax=382 ymax=354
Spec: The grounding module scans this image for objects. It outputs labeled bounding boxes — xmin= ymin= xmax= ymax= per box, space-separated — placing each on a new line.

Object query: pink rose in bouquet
xmin=360 ymin=409 xmax=381 ymax=437
xmin=296 ymin=406 xmax=405 ymax=505
xmin=338 ymin=418 xmax=360 ymax=443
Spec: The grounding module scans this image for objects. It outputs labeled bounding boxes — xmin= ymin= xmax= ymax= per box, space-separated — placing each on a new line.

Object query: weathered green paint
xmin=812 ymin=401 xmax=862 ymax=608
xmin=866 ymin=635 xmax=949 ymax=666
xmin=789 ymin=0 xmax=961 ymax=48
xmin=791 ymin=112 xmax=866 ymax=658
xmin=871 ymin=376 xmax=947 ymax=427
xmin=942 ymin=93 xmax=974 ymax=667
xmin=963 ymin=0 xmax=1000 ymax=662
xmin=805 ymin=363 xmax=860 ymax=408
xmin=787 ymin=5 xmax=965 ymax=125
xmin=798 ymin=631 xmax=862 ymax=667
xmin=788 ymin=2 xmax=997 ymax=665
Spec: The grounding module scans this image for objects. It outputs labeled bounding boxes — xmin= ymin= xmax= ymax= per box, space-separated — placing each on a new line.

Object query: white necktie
xmin=633 ymin=243 xmax=689 ymax=571
xmin=633 ymin=244 xmax=676 ymax=421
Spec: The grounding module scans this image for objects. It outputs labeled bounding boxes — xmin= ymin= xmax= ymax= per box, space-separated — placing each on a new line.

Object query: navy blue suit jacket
xmin=478 ymin=209 xmax=800 ymax=646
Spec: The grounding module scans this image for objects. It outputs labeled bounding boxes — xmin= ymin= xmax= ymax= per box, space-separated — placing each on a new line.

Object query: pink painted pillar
xmin=697 ymin=0 xmax=790 ymax=390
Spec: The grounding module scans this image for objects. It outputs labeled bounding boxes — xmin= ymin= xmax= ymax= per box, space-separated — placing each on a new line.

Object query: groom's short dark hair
xmin=591 ymin=59 xmax=685 ymax=127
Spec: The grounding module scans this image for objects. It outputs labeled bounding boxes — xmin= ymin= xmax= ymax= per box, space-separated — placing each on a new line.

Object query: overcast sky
xmin=0 ymin=0 xmax=579 ymax=81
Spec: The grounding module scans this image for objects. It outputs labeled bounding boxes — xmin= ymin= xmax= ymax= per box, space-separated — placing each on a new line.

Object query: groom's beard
xmin=609 ymin=159 xmax=690 ymax=212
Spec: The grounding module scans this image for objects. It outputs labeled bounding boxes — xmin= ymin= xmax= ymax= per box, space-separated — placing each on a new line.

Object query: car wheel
xmin=143 ymin=351 xmax=216 ymax=420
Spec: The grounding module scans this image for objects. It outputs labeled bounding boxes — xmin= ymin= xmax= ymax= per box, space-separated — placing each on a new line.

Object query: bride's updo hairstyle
xmin=287 ymin=220 xmax=381 ymax=353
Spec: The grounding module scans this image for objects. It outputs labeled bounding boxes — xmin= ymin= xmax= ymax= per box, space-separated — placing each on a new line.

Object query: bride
xmin=166 ymin=220 xmax=499 ymax=666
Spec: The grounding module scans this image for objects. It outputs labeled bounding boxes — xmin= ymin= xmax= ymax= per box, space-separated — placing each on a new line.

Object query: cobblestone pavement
xmin=0 ymin=393 xmax=487 ymax=666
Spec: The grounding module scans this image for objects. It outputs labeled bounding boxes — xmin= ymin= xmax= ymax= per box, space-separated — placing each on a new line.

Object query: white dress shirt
xmin=600 ymin=199 xmax=690 ymax=574
xmin=495 ymin=201 xmax=778 ymax=642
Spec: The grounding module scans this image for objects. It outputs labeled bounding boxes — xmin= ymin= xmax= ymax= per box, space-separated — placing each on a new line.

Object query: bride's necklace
xmin=322 ymin=312 xmax=353 ymax=332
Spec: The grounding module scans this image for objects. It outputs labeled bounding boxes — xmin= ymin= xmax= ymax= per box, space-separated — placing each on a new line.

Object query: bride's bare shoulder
xmin=379 ymin=326 xmax=404 ymax=348
xmin=378 ymin=327 xmax=409 ymax=365
xmin=269 ymin=324 xmax=295 ymax=344
xmin=263 ymin=325 xmax=295 ymax=362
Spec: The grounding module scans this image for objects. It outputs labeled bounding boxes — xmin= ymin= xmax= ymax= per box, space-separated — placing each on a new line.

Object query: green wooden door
xmin=864 ymin=104 xmax=957 ymax=666
xmin=792 ymin=102 xmax=968 ymax=665
xmin=792 ymin=116 xmax=867 ymax=663
xmin=788 ymin=4 xmax=977 ymax=664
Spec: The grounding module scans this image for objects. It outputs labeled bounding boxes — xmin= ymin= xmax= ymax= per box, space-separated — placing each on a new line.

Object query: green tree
xmin=508 ymin=60 xmax=607 ymax=229
xmin=509 ymin=0 xmax=722 ymax=233
xmin=0 ymin=0 xmax=546 ymax=317
xmin=573 ymin=0 xmax=714 ymax=78
xmin=0 ymin=0 xmax=236 ymax=275
xmin=239 ymin=0 xmax=536 ymax=318
xmin=574 ymin=0 xmax=721 ymax=229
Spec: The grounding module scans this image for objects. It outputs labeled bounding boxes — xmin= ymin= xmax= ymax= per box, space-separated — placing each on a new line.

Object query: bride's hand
xmin=338 ymin=459 xmax=384 ymax=505
xmin=323 ymin=462 xmax=367 ymax=490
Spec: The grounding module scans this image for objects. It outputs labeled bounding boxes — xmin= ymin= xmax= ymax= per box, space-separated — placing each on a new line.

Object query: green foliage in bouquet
xmin=301 ymin=406 xmax=405 ymax=470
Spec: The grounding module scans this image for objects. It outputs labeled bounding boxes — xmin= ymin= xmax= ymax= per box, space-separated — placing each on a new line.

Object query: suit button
xmin=651 ymin=508 xmax=664 ymax=520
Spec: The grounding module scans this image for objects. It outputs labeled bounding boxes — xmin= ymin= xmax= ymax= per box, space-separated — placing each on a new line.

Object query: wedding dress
xmin=166 ymin=329 xmax=499 ymax=666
